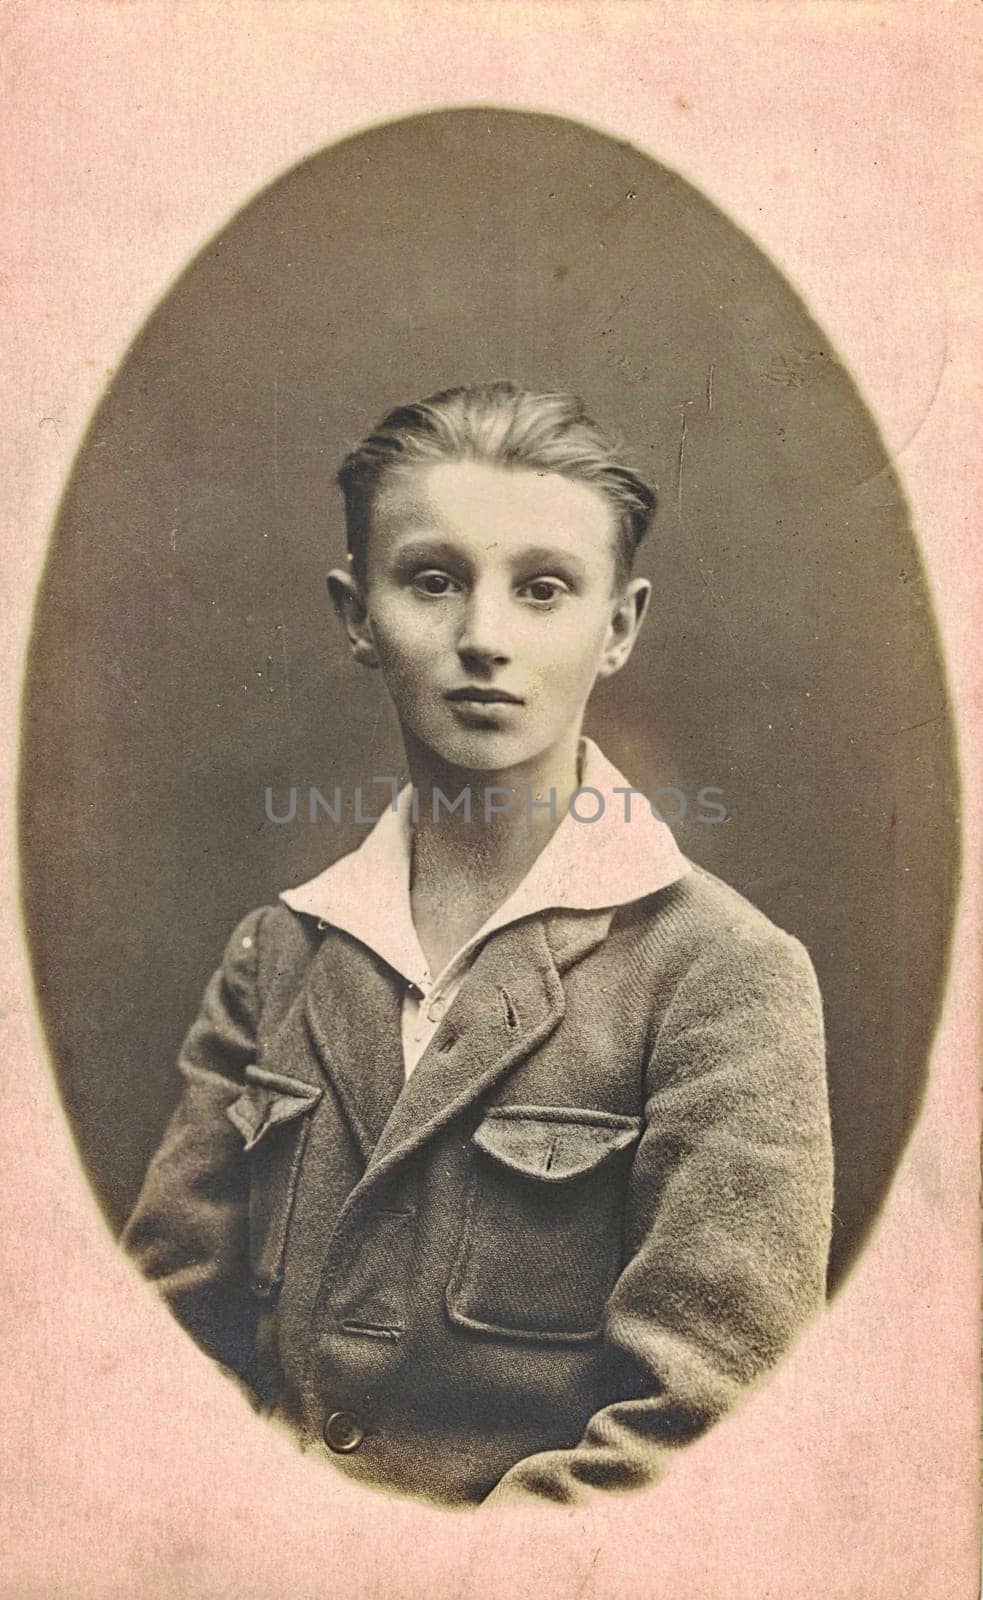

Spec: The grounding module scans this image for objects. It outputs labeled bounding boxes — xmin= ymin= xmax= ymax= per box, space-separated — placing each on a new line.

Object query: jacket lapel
xmin=359 ymin=907 xmax=616 ymax=1189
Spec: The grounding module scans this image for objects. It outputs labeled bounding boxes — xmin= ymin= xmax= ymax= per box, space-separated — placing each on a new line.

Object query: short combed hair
xmin=337 ymin=382 xmax=656 ymax=587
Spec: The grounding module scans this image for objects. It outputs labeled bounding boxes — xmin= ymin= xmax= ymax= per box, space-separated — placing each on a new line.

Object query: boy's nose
xmin=456 ymin=584 xmax=512 ymax=668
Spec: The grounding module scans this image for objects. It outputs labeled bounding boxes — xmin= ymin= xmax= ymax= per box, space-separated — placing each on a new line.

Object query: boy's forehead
xmin=372 ymin=458 xmax=617 ymax=551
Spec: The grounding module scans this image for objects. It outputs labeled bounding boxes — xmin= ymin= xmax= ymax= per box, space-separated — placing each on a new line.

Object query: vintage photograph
xmin=7 ymin=2 xmax=979 ymax=1578
xmin=18 ymin=107 xmax=959 ymax=1511
xmin=122 ymin=379 xmax=835 ymax=1505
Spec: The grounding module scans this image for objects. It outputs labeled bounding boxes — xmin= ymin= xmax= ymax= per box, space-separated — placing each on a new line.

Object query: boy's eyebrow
xmin=387 ymin=537 xmax=471 ymax=568
xmin=509 ymin=544 xmax=589 ymax=580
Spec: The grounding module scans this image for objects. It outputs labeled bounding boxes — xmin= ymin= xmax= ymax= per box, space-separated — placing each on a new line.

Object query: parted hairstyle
xmin=337 ymin=382 xmax=656 ymax=589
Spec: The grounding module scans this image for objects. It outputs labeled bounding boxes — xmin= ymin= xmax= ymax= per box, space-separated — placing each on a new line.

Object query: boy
xmin=123 ymin=383 xmax=834 ymax=1507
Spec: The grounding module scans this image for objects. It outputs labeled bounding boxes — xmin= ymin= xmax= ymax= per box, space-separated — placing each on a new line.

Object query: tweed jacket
xmin=123 ymin=863 xmax=834 ymax=1507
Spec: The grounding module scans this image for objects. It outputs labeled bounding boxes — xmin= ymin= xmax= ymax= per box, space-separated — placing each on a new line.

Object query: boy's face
xmin=330 ymin=458 xmax=650 ymax=776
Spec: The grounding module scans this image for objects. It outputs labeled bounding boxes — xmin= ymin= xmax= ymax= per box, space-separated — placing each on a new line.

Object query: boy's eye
xmin=519 ymin=577 xmax=569 ymax=606
xmin=412 ymin=570 xmax=460 ymax=597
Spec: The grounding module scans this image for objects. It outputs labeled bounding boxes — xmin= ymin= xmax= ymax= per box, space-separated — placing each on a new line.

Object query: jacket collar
xmin=279 ymin=737 xmax=690 ymax=989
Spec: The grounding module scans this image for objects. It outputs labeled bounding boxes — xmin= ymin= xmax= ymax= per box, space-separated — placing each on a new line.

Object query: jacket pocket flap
xmin=227 ymin=1065 xmax=322 ymax=1152
xmin=472 ymin=1108 xmax=643 ymax=1182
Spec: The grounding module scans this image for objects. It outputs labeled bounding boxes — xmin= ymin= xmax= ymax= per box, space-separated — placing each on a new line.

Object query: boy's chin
xmin=410 ymin=724 xmax=545 ymax=777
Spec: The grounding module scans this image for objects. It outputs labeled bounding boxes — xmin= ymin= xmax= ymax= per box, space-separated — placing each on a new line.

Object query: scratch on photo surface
xmin=572 ymin=1547 xmax=602 ymax=1599
xmin=360 ymin=701 xmax=382 ymax=757
xmin=676 ymin=407 xmax=688 ymax=521
xmin=886 ymin=325 xmax=949 ymax=464
xmin=275 ymin=621 xmax=292 ymax=714
xmin=889 ymin=711 xmax=946 ymax=739
xmin=853 ymin=322 xmax=948 ymax=491
xmin=272 ymin=374 xmax=280 ymax=507
xmin=707 ymin=361 xmax=714 ymax=412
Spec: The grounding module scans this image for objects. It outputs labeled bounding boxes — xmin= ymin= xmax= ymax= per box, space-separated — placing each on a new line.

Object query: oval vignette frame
xmin=18 ymin=107 xmax=959 ymax=1298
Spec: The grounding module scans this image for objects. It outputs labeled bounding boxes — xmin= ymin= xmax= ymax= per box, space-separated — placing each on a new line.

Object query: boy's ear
xmin=326 ymin=568 xmax=379 ymax=669
xmin=596 ymin=578 xmax=652 ymax=678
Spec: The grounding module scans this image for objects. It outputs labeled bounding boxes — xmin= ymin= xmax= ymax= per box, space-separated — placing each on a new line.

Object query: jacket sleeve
xmin=485 ymin=923 xmax=834 ymax=1505
xmin=120 ymin=905 xmax=270 ymax=1376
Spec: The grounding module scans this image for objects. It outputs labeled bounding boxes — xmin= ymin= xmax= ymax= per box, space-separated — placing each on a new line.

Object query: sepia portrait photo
xmin=5 ymin=5 xmax=979 ymax=1595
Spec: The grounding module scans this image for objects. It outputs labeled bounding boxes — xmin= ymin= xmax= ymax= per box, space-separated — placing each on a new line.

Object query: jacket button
xmin=323 ymin=1410 xmax=365 ymax=1453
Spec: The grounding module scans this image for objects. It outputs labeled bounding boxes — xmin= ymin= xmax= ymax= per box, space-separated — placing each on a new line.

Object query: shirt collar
xmin=279 ymin=737 xmax=690 ymax=990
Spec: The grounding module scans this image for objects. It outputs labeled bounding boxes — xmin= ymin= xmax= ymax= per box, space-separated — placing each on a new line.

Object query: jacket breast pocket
xmin=446 ymin=1106 xmax=643 ymax=1343
xmin=226 ymin=1064 xmax=322 ymax=1300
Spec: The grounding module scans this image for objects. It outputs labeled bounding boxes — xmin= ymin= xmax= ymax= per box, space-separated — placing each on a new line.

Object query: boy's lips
xmin=444 ymin=686 xmax=525 ymax=705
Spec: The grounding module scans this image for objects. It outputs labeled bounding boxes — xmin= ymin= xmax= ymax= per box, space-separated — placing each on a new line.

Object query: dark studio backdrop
xmin=19 ymin=108 xmax=958 ymax=1292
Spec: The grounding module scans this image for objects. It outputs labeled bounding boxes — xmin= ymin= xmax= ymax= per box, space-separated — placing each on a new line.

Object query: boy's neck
xmin=401 ymin=726 xmax=584 ymax=975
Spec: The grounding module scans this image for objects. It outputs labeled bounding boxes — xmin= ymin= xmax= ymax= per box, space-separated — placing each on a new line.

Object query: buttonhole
xmin=500 ymin=987 xmax=519 ymax=1030
xmin=340 ymin=1320 xmax=401 ymax=1341
xmin=544 ymin=1137 xmax=558 ymax=1173
xmin=438 ymin=1032 xmax=457 ymax=1053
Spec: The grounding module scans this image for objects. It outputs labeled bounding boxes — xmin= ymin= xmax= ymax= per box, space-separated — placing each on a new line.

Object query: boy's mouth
xmin=444 ymin=686 xmax=524 ymax=705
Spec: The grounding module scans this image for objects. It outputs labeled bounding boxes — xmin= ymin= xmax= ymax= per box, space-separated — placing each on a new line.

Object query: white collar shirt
xmin=280 ymin=737 xmax=691 ymax=1078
